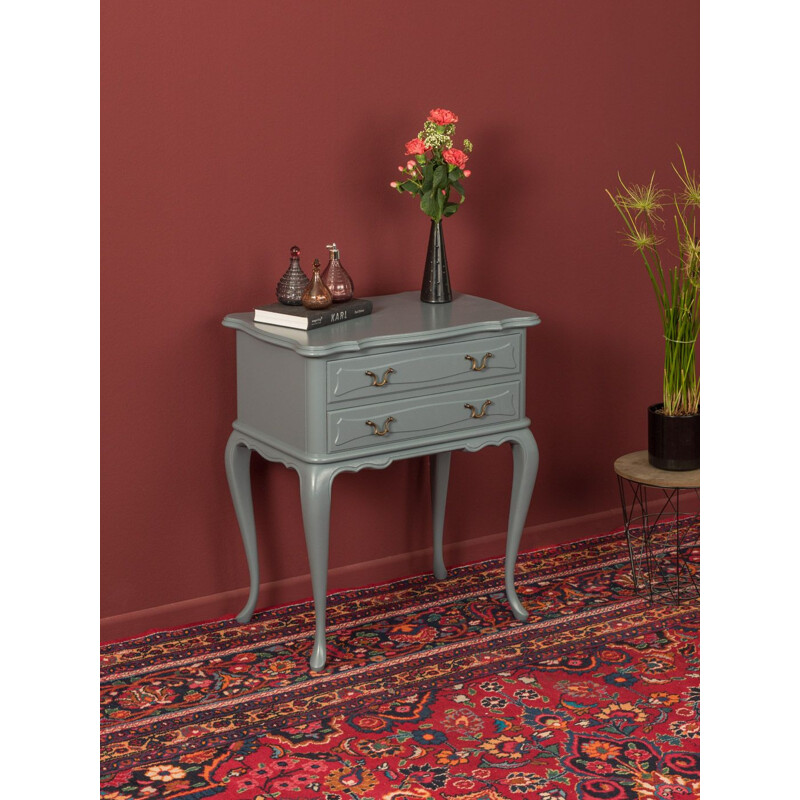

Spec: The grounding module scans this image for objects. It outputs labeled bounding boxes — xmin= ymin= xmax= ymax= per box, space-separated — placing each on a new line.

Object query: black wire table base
xmin=617 ymin=476 xmax=700 ymax=604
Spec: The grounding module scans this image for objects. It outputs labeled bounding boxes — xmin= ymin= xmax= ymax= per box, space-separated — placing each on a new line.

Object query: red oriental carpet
xmin=100 ymin=520 xmax=699 ymax=799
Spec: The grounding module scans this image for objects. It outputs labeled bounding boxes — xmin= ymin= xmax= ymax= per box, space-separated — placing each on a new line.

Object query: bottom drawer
xmin=327 ymin=381 xmax=521 ymax=452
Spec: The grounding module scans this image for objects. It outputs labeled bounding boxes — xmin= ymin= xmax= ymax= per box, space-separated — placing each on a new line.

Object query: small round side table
xmin=614 ymin=450 xmax=700 ymax=603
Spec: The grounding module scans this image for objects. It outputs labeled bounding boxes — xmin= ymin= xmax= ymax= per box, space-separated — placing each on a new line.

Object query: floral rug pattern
xmin=101 ymin=520 xmax=699 ymax=799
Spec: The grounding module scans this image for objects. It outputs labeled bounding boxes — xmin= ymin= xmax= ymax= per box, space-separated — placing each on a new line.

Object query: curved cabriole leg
xmin=225 ymin=433 xmax=259 ymax=624
xmin=298 ymin=463 xmax=336 ymax=671
xmin=430 ymin=451 xmax=451 ymax=580
xmin=505 ymin=428 xmax=540 ymax=621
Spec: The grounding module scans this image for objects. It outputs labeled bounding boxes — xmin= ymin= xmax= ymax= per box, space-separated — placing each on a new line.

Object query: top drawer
xmin=326 ymin=333 xmax=522 ymax=404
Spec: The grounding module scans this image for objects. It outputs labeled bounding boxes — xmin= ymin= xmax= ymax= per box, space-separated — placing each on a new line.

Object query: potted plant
xmin=390 ymin=108 xmax=473 ymax=303
xmin=607 ymin=147 xmax=700 ymax=470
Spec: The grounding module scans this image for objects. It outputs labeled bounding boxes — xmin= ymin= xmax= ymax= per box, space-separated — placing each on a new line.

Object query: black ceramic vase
xmin=647 ymin=403 xmax=700 ymax=471
xmin=421 ymin=219 xmax=452 ymax=303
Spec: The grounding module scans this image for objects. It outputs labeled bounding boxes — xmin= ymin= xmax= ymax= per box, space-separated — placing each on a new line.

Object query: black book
xmin=254 ymin=297 xmax=373 ymax=330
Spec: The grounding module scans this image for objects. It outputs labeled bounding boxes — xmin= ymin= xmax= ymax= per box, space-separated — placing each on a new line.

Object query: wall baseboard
xmin=101 ymin=496 xmax=699 ymax=643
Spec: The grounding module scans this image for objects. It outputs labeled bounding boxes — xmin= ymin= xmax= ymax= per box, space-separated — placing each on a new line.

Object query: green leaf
xmin=451 ymin=180 xmax=465 ymax=198
xmin=433 ymin=165 xmax=447 ymax=192
xmin=443 ymin=202 xmax=459 ymax=217
xmin=399 ymin=180 xmax=418 ymax=194
xmin=448 ymin=167 xmax=464 ymax=182
xmin=422 ymin=163 xmax=434 ymax=193
xmin=436 ymin=189 xmax=445 ymax=216
xmin=420 ymin=190 xmax=438 ymax=217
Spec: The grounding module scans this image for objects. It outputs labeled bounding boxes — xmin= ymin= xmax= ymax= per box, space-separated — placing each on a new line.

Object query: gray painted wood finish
xmin=327 ymin=381 xmax=521 ymax=452
xmin=326 ymin=332 xmax=522 ymax=403
xmin=222 ymin=292 xmax=541 ymax=670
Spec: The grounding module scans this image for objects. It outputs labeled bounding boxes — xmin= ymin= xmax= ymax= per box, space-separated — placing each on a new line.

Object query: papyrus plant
xmin=607 ymin=147 xmax=700 ymax=417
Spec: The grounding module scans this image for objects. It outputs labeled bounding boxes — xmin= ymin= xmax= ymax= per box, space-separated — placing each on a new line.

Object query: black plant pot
xmin=647 ymin=403 xmax=700 ymax=471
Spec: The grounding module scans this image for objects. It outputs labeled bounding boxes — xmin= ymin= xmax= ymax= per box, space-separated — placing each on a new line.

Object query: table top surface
xmin=614 ymin=450 xmax=700 ymax=488
xmin=223 ymin=291 xmax=541 ymax=357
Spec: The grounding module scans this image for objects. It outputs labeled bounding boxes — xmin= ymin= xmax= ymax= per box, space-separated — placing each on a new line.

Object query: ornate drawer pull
xmin=465 ymin=352 xmax=493 ymax=371
xmin=365 ymin=416 xmax=396 ymax=436
xmin=464 ymin=400 xmax=492 ymax=419
xmin=365 ymin=367 xmax=396 ymax=387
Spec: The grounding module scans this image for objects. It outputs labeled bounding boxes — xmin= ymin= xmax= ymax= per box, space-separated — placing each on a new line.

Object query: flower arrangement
xmin=390 ymin=108 xmax=473 ymax=222
xmin=606 ymin=147 xmax=700 ymax=417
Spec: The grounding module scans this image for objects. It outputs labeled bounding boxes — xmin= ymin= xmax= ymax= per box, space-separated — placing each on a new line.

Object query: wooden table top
xmin=614 ymin=450 xmax=700 ymax=489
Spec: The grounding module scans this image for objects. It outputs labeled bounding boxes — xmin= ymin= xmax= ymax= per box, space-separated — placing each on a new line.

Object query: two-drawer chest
xmin=222 ymin=291 xmax=541 ymax=670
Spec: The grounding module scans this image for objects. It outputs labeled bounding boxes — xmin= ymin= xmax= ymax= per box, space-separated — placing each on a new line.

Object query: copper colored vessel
xmin=322 ymin=242 xmax=354 ymax=302
xmin=302 ymin=259 xmax=333 ymax=309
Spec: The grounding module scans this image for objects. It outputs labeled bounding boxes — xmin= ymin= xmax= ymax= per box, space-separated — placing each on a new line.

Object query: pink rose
xmin=442 ymin=148 xmax=468 ymax=169
xmin=405 ymin=138 xmax=426 ymax=155
xmin=428 ymin=108 xmax=459 ymax=125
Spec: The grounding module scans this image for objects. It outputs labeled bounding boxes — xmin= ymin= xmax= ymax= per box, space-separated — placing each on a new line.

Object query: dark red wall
xmin=101 ymin=0 xmax=698 ymax=634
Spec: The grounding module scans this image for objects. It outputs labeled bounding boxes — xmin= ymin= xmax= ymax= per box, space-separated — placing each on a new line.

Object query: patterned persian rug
xmin=100 ymin=519 xmax=699 ymax=799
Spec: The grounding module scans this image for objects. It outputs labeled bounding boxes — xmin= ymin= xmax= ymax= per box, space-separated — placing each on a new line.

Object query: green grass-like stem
xmin=607 ymin=149 xmax=700 ymax=416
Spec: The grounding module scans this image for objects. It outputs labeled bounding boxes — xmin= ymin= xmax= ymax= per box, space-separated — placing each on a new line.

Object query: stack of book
xmin=254 ymin=297 xmax=373 ymax=330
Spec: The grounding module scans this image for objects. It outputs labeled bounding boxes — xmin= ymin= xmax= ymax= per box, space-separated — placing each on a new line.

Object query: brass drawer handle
xmin=465 ymin=400 xmax=492 ymax=419
xmin=465 ymin=352 xmax=493 ymax=371
xmin=365 ymin=367 xmax=395 ymax=387
xmin=365 ymin=416 xmax=395 ymax=436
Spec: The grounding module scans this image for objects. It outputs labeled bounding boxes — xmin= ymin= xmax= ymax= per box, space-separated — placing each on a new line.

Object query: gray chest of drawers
xmin=223 ymin=291 xmax=541 ymax=670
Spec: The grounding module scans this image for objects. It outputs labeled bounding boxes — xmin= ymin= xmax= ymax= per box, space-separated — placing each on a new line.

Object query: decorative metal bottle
xmin=276 ymin=245 xmax=310 ymax=305
xmin=321 ymin=242 xmax=354 ymax=302
xmin=302 ymin=259 xmax=333 ymax=309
